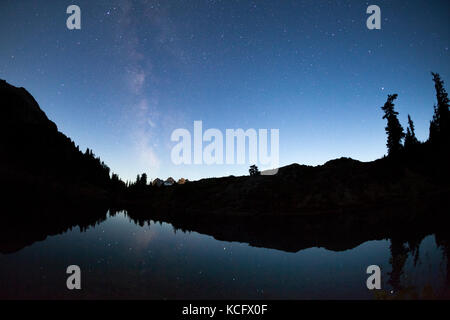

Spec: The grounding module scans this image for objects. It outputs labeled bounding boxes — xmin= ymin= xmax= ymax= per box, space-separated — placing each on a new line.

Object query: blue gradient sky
xmin=1 ymin=0 xmax=449 ymax=182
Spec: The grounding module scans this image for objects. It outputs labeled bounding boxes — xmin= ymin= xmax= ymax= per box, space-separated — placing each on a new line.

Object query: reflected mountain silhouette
xmin=1 ymin=199 xmax=449 ymax=255
xmin=0 ymin=203 xmax=109 ymax=254
xmin=124 ymin=202 xmax=449 ymax=252
xmin=1 ymin=203 xmax=450 ymax=297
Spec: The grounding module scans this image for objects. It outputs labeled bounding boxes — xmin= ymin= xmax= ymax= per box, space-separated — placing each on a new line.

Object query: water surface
xmin=0 ymin=211 xmax=448 ymax=299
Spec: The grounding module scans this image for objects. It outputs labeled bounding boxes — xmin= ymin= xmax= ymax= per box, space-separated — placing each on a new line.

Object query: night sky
xmin=1 ymin=0 xmax=449 ymax=181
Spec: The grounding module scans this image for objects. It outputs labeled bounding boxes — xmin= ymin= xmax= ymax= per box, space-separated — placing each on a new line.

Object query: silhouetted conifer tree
xmin=249 ymin=165 xmax=260 ymax=176
xmin=429 ymin=72 xmax=450 ymax=144
xmin=135 ymin=174 xmax=141 ymax=186
xmin=381 ymin=94 xmax=405 ymax=156
xmin=141 ymin=173 xmax=147 ymax=186
xmin=404 ymin=114 xmax=419 ymax=149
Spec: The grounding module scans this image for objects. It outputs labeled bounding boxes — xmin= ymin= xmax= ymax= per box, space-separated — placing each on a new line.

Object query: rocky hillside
xmin=125 ymin=154 xmax=449 ymax=217
xmin=0 ymin=79 xmax=113 ymax=205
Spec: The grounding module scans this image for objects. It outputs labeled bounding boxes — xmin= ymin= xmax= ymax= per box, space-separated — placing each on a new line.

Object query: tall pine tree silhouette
xmin=140 ymin=173 xmax=148 ymax=186
xmin=404 ymin=114 xmax=419 ymax=149
xmin=381 ymin=94 xmax=405 ymax=156
xmin=429 ymin=72 xmax=450 ymax=144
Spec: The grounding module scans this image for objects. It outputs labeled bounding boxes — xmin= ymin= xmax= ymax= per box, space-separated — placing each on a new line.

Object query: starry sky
xmin=1 ymin=0 xmax=449 ymax=182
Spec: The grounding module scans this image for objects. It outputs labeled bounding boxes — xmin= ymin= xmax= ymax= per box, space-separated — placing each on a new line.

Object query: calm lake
xmin=0 ymin=211 xmax=448 ymax=299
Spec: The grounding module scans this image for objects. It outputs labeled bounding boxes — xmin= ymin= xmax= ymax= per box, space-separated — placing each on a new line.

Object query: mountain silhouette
xmin=1 ymin=78 xmax=449 ymax=219
xmin=123 ymin=155 xmax=449 ymax=218
xmin=0 ymin=79 xmax=114 ymax=206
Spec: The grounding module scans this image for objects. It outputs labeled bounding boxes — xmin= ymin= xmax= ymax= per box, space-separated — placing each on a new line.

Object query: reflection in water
xmin=0 ymin=208 xmax=449 ymax=299
xmin=388 ymin=239 xmax=409 ymax=292
xmin=0 ymin=205 xmax=109 ymax=254
xmin=435 ymin=233 xmax=450 ymax=298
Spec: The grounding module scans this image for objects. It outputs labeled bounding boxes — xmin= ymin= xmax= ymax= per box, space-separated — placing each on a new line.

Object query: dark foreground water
xmin=0 ymin=211 xmax=448 ymax=299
